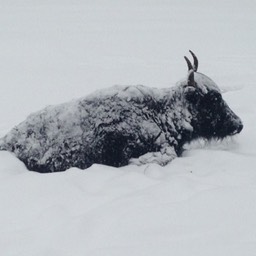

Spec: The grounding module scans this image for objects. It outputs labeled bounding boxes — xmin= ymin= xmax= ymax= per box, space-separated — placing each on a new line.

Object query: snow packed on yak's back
xmin=0 ymin=83 xmax=183 ymax=170
xmin=0 ymin=0 xmax=256 ymax=256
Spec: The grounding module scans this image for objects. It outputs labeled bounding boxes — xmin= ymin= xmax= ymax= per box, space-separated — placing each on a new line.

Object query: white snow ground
xmin=0 ymin=0 xmax=256 ymax=255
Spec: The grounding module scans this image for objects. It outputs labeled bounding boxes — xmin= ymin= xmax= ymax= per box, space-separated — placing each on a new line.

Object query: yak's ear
xmin=184 ymin=85 xmax=201 ymax=104
xmin=187 ymin=69 xmax=195 ymax=87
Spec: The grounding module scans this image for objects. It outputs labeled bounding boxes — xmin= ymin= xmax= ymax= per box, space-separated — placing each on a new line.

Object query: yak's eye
xmin=185 ymin=88 xmax=201 ymax=104
xmin=205 ymin=91 xmax=222 ymax=104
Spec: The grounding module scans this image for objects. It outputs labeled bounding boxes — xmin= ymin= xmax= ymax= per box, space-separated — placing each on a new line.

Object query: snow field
xmin=0 ymin=0 xmax=256 ymax=255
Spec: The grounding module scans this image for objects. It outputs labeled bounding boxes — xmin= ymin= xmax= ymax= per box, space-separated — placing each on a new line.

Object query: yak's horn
xmin=189 ymin=50 xmax=198 ymax=72
xmin=187 ymin=69 xmax=195 ymax=87
xmin=184 ymin=56 xmax=193 ymax=71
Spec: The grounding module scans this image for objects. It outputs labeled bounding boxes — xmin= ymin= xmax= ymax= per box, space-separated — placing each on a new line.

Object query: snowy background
xmin=0 ymin=0 xmax=256 ymax=255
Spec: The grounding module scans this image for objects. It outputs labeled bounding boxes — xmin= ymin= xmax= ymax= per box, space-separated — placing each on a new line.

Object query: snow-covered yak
xmin=0 ymin=51 xmax=243 ymax=173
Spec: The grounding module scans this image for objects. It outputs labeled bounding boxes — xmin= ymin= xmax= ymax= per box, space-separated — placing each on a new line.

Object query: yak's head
xmin=181 ymin=50 xmax=243 ymax=140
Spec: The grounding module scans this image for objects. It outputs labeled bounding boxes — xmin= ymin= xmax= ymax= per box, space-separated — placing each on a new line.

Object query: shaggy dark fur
xmin=0 ymin=52 xmax=243 ymax=172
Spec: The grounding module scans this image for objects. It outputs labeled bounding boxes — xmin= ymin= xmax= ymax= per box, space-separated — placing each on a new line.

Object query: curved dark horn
xmin=184 ymin=56 xmax=193 ymax=71
xmin=189 ymin=50 xmax=198 ymax=72
xmin=187 ymin=69 xmax=195 ymax=87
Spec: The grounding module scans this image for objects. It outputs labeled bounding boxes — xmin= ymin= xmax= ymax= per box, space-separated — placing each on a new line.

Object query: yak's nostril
xmin=231 ymin=122 xmax=243 ymax=135
xmin=237 ymin=123 xmax=243 ymax=133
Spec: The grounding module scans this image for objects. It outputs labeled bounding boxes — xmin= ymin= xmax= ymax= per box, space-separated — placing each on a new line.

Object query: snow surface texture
xmin=0 ymin=0 xmax=256 ymax=255
xmin=0 ymin=71 xmax=242 ymax=172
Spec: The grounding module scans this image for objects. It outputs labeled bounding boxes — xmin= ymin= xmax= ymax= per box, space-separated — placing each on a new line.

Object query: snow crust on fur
xmin=0 ymin=73 xmax=241 ymax=172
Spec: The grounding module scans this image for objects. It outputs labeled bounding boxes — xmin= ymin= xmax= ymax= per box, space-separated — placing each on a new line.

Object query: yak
xmin=0 ymin=51 xmax=243 ymax=173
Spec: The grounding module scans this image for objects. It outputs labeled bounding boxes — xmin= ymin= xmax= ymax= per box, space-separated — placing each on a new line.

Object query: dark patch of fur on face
xmin=186 ymin=87 xmax=243 ymax=141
